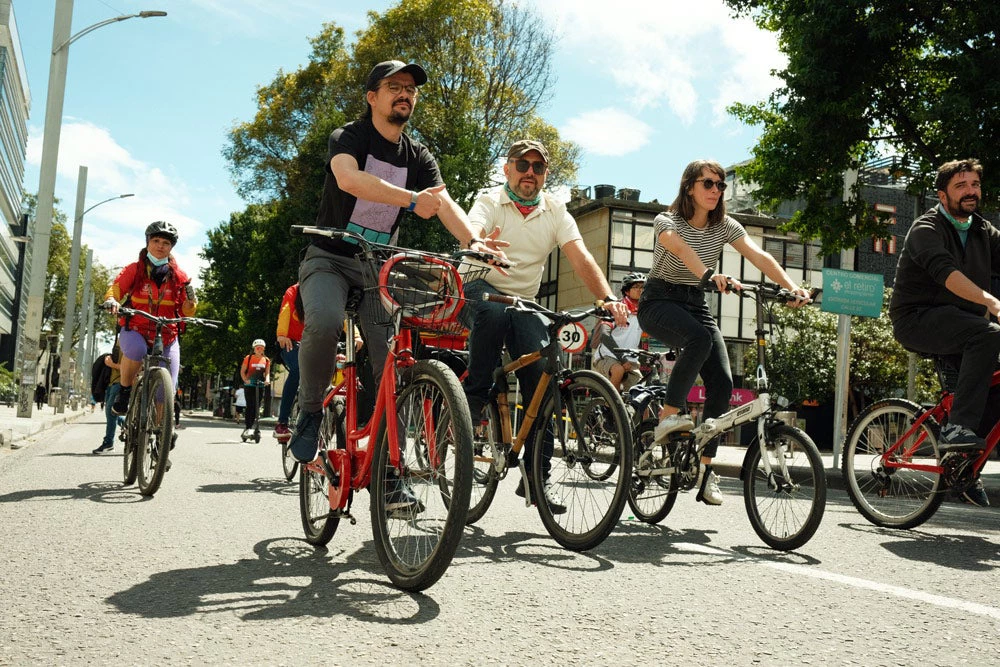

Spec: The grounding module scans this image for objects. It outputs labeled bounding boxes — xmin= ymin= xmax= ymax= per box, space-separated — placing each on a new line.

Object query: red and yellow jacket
xmin=104 ymin=250 xmax=195 ymax=346
xmin=276 ymin=283 xmax=304 ymax=342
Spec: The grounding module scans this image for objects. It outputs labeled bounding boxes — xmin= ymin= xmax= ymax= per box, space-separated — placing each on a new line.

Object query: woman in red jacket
xmin=103 ymin=221 xmax=197 ymax=416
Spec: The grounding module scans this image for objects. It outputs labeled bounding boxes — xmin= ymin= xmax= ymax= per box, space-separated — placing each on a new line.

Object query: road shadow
xmin=840 ymin=521 xmax=1000 ymax=571
xmin=197 ymin=476 xmax=296 ymax=497
xmin=453 ymin=524 xmax=614 ymax=573
xmin=107 ymin=537 xmax=441 ymax=623
xmin=0 ymin=479 xmax=147 ymax=504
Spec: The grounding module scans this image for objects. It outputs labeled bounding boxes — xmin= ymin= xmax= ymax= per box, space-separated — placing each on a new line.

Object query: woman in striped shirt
xmin=637 ymin=159 xmax=809 ymax=506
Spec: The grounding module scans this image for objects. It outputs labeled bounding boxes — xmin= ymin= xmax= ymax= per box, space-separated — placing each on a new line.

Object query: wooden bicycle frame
xmin=881 ymin=369 xmax=1000 ymax=476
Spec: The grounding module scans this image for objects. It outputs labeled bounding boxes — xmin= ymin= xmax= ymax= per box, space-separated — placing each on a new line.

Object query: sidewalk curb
xmin=1 ymin=408 xmax=88 ymax=449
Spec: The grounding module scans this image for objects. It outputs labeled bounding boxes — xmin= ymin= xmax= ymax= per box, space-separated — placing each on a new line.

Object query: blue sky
xmin=15 ymin=0 xmax=784 ymax=285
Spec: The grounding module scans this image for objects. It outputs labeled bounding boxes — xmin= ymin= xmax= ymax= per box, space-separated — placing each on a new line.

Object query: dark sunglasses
xmin=509 ymin=159 xmax=547 ymax=176
xmin=697 ymin=178 xmax=727 ymax=192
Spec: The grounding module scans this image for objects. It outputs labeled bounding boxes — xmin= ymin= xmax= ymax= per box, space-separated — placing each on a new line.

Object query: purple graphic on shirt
xmin=352 ymin=155 xmax=408 ymax=240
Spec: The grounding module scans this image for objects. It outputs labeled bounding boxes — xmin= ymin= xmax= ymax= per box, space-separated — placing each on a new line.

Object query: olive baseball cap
xmin=507 ymin=139 xmax=549 ymax=163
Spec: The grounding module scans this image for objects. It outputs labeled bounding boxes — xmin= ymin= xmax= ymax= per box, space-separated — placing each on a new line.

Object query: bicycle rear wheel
xmin=532 ymin=370 xmax=631 ymax=551
xmin=122 ymin=389 xmax=140 ymax=486
xmin=744 ymin=423 xmax=825 ymax=551
xmin=627 ymin=419 xmax=678 ymax=524
xmin=298 ymin=398 xmax=343 ymax=545
xmin=370 ymin=359 xmax=472 ymax=591
xmin=467 ymin=400 xmax=504 ymax=525
xmin=842 ymin=399 xmax=944 ymax=528
xmin=136 ymin=369 xmax=174 ymax=497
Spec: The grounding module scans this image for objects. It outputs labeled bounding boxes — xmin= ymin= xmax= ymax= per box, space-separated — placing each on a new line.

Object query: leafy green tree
xmin=725 ymin=0 xmax=1000 ymax=255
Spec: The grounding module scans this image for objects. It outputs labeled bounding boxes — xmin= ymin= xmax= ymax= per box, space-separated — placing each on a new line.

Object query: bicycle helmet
xmin=621 ymin=272 xmax=646 ymax=294
xmin=145 ymin=220 xmax=179 ymax=245
xmin=378 ymin=253 xmax=465 ymax=327
xmin=252 ymin=338 xmax=266 ymax=348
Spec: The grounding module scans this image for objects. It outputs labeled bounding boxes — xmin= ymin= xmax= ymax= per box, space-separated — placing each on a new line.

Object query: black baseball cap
xmin=365 ymin=60 xmax=428 ymax=91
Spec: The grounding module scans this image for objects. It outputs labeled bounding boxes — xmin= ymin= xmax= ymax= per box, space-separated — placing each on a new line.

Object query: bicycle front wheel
xmin=842 ymin=399 xmax=944 ymax=529
xmin=370 ymin=359 xmax=472 ymax=591
xmin=282 ymin=441 xmax=298 ymax=481
xmin=136 ymin=368 xmax=174 ymax=497
xmin=744 ymin=423 xmax=826 ymax=551
xmin=467 ymin=400 xmax=504 ymax=525
xmin=627 ymin=419 xmax=678 ymax=524
xmin=532 ymin=370 xmax=631 ymax=551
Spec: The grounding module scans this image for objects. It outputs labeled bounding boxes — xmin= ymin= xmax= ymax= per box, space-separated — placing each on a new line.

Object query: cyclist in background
xmin=274 ymin=284 xmax=303 ymax=444
xmin=592 ymin=272 xmax=646 ymax=392
xmin=240 ymin=339 xmax=271 ymax=440
xmin=103 ymin=221 xmax=197 ymax=418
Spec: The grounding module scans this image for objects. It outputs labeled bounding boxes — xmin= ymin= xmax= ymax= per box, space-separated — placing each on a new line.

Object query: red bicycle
xmin=843 ymin=356 xmax=997 ymax=528
xmin=292 ymin=226 xmax=490 ymax=591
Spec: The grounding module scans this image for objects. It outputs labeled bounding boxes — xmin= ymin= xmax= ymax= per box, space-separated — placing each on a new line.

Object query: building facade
xmin=0 ymin=0 xmax=30 ymax=370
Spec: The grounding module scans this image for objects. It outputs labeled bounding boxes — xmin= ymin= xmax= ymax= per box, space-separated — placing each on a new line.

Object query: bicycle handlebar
xmin=483 ymin=292 xmax=612 ymax=325
xmin=104 ymin=304 xmax=222 ymax=329
xmin=700 ymin=277 xmax=822 ymax=305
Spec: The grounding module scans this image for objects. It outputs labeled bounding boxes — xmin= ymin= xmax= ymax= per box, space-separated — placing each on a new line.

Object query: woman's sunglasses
xmin=697 ymin=178 xmax=727 ymax=192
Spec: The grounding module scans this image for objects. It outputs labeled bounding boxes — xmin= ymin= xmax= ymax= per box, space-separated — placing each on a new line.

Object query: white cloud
xmin=27 ymin=121 xmax=208 ymax=286
xmin=561 ymin=108 xmax=653 ymax=157
xmin=529 ymin=0 xmax=785 ymax=124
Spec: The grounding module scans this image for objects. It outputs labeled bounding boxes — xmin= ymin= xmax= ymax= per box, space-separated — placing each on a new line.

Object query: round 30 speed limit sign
xmin=556 ymin=321 xmax=588 ymax=354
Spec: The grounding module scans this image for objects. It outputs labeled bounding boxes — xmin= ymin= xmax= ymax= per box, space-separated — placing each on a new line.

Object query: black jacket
xmin=889 ymin=206 xmax=1000 ymax=320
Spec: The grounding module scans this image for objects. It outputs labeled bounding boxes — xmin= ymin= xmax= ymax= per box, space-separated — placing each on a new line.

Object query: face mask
xmin=147 ymin=254 xmax=169 ymax=267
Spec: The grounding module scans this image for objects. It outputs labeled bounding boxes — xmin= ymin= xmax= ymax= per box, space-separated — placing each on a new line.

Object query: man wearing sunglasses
xmin=289 ymin=60 xmax=503 ymax=469
xmin=459 ymin=139 xmax=629 ymax=513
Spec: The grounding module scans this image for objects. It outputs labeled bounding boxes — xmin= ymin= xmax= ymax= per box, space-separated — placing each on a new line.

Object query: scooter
xmin=241 ymin=384 xmax=262 ymax=443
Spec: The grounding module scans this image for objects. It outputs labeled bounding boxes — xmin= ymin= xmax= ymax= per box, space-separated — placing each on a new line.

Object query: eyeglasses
xmin=382 ymin=81 xmax=418 ymax=96
xmin=509 ymin=159 xmax=547 ymax=176
xmin=697 ymin=178 xmax=727 ymax=192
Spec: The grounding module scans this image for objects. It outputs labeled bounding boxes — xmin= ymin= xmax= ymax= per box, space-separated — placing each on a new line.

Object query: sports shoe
xmin=938 ymin=423 xmax=986 ymax=452
xmin=170 ymin=432 xmax=177 ymax=450
xmin=384 ymin=476 xmax=426 ymax=517
xmin=653 ymin=413 xmax=695 ymax=443
xmin=112 ymin=386 xmax=131 ymax=416
xmin=695 ymin=464 xmax=723 ymax=506
xmin=241 ymin=428 xmax=251 ymax=440
xmin=274 ymin=423 xmax=291 ymax=443
xmin=289 ymin=410 xmax=322 ymax=463
xmin=960 ymin=477 xmax=990 ymax=507
xmin=92 ymin=442 xmax=113 ymax=455
xmin=514 ymin=477 xmax=567 ymax=515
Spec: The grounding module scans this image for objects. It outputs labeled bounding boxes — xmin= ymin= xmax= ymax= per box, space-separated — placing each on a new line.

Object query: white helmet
xmin=252 ymin=338 xmax=266 ymax=348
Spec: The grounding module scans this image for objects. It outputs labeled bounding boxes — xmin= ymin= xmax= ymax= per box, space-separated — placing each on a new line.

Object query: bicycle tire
xmin=370 ymin=359 xmax=472 ymax=591
xmin=743 ymin=423 xmax=826 ymax=551
xmin=299 ymin=396 xmax=344 ymax=545
xmin=842 ymin=398 xmax=944 ymax=529
xmin=581 ymin=400 xmax=619 ymax=482
xmin=532 ymin=370 xmax=631 ymax=551
xmin=122 ymin=388 xmax=140 ymax=485
xmin=136 ymin=368 xmax=174 ymax=497
xmin=627 ymin=418 xmax=678 ymax=524
xmin=281 ymin=441 xmax=298 ymax=481
xmin=467 ymin=400 xmax=504 ymax=525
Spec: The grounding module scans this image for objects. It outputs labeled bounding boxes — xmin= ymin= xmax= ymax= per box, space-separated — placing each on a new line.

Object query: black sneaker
xmin=170 ymin=432 xmax=177 ymax=450
xmin=289 ymin=410 xmax=323 ymax=463
xmin=92 ymin=442 xmax=113 ymax=455
xmin=939 ymin=423 xmax=986 ymax=452
xmin=960 ymin=478 xmax=990 ymax=507
xmin=384 ymin=472 xmax=425 ymax=517
xmin=112 ymin=386 xmax=131 ymax=416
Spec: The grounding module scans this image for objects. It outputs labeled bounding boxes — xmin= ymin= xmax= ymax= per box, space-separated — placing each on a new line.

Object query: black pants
xmin=893 ymin=305 xmax=1000 ymax=430
xmin=244 ymin=385 xmax=261 ymax=430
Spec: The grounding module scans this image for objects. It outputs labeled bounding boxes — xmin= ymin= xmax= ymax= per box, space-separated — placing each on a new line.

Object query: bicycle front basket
xmin=378 ymin=253 xmax=465 ymax=329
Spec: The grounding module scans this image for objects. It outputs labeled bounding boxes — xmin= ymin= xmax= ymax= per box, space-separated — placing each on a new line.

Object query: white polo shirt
xmin=467 ymin=186 xmax=582 ymax=299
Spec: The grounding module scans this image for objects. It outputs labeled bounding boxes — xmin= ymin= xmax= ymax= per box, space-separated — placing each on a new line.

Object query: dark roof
xmin=567 ymin=196 xmax=786 ymax=231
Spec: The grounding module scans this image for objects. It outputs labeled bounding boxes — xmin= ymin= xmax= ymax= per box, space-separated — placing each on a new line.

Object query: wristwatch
xmin=407 ymin=191 xmax=418 ymax=212
xmin=468 ymin=237 xmax=479 ymax=249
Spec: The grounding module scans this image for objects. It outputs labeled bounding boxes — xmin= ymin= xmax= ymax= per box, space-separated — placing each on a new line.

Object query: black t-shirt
xmin=312 ymin=117 xmax=444 ymax=256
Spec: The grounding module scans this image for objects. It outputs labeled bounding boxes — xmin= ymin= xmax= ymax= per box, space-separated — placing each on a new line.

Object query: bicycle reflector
xmin=378 ymin=253 xmax=465 ymax=328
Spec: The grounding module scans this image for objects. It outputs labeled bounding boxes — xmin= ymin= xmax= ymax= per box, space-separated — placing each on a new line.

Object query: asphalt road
xmin=1 ymin=413 xmax=999 ymax=665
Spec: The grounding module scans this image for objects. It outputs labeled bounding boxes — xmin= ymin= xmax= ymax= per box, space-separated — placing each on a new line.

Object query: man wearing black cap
xmin=290 ymin=60 xmax=502 ymax=474
xmin=459 ymin=138 xmax=628 ymax=513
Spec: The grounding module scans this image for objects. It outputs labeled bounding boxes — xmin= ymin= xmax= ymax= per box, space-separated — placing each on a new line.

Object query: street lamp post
xmin=56 ymin=165 xmax=132 ymax=413
xmin=16 ymin=0 xmax=166 ymax=418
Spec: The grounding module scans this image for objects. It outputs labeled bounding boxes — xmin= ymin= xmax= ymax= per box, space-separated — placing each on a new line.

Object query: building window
xmin=764 ymin=236 xmax=820 ymax=270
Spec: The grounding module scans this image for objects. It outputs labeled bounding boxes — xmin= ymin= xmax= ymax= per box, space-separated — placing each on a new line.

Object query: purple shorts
xmin=119 ymin=329 xmax=181 ymax=387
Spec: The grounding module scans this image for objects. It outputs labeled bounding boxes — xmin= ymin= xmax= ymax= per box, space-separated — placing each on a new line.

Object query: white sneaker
xmin=696 ymin=464 xmax=723 ymax=506
xmin=542 ymin=480 xmax=567 ymax=515
xmin=653 ymin=413 xmax=695 ymax=443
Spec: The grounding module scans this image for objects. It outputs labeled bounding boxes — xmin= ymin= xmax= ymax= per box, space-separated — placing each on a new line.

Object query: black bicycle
xmin=109 ymin=306 xmax=220 ymax=496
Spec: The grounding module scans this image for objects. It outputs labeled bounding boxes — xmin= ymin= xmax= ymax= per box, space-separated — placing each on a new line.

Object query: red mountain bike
xmin=843 ymin=356 xmax=997 ymax=528
xmin=292 ymin=226 xmax=491 ymax=591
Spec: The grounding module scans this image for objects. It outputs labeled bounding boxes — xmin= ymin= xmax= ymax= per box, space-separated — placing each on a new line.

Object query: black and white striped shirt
xmin=648 ymin=211 xmax=747 ymax=284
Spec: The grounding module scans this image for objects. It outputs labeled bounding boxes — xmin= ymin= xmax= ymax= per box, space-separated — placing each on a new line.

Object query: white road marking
xmin=676 ymin=542 xmax=1000 ymax=620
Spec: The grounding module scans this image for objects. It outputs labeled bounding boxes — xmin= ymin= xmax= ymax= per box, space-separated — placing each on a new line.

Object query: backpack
xmin=91 ymin=354 xmax=112 ymax=403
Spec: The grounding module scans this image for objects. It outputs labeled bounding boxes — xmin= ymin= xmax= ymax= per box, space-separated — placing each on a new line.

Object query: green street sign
xmin=821 ymin=268 xmax=883 ymax=318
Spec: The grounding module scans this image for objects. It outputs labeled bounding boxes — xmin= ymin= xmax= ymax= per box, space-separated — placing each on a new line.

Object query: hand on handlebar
xmin=599 ymin=298 xmax=629 ymax=327
xmin=783 ymin=286 xmax=812 ymax=308
xmin=469 ymin=228 xmax=512 ymax=276
xmin=102 ymin=298 xmax=120 ymax=316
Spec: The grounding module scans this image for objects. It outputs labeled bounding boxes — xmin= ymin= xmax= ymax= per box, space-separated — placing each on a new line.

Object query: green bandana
xmin=504 ymin=183 xmax=541 ymax=207
xmin=939 ymin=203 xmax=972 ymax=231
